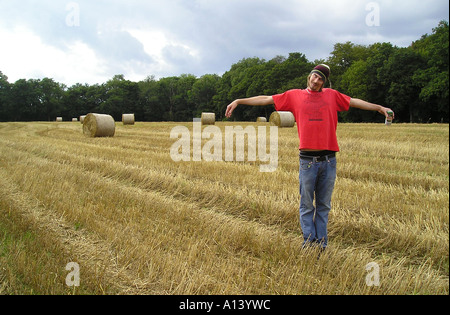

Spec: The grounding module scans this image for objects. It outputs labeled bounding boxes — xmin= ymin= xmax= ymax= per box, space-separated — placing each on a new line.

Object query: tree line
xmin=0 ymin=21 xmax=448 ymax=123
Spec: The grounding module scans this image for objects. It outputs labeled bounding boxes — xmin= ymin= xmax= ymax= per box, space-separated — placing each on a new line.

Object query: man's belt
xmin=300 ymin=151 xmax=336 ymax=162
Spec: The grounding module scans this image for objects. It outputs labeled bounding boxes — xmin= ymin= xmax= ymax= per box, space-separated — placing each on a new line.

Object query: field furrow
xmin=0 ymin=122 xmax=448 ymax=295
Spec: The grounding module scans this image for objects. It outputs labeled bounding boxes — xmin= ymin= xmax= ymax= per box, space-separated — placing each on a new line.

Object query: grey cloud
xmin=0 ymin=0 xmax=448 ymax=85
xmin=95 ymin=30 xmax=153 ymax=64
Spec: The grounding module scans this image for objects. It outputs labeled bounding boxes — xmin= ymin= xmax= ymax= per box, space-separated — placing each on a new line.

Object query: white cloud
xmin=0 ymin=26 xmax=108 ymax=86
xmin=127 ymin=28 xmax=200 ymax=78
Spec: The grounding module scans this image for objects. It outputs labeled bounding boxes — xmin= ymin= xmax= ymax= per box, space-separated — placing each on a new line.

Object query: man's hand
xmin=379 ymin=106 xmax=395 ymax=119
xmin=225 ymin=101 xmax=238 ymax=118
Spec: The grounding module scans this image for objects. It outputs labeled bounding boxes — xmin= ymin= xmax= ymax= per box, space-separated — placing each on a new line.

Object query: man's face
xmin=309 ymin=73 xmax=324 ymax=91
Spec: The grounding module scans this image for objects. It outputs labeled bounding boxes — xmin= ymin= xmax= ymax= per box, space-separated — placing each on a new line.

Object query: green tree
xmin=228 ymin=57 xmax=266 ymax=101
xmin=263 ymin=52 xmax=312 ymax=94
xmin=340 ymin=43 xmax=397 ymax=122
xmin=327 ymin=42 xmax=371 ymax=90
xmin=378 ymin=48 xmax=427 ymax=122
xmin=173 ymin=74 xmax=197 ymax=121
xmin=213 ymin=70 xmax=233 ymax=121
xmin=157 ymin=76 xmax=179 ymax=121
xmin=0 ymin=71 xmax=11 ymax=122
xmin=86 ymin=83 xmax=107 ymax=114
xmin=9 ymin=79 xmax=43 ymax=121
xmin=62 ymin=83 xmax=91 ymax=120
xmin=138 ymin=75 xmax=166 ymax=122
xmin=191 ymin=74 xmax=220 ymax=116
xmin=221 ymin=57 xmax=274 ymax=121
xmin=40 ymin=78 xmax=65 ymax=121
xmin=411 ymin=20 xmax=449 ymax=122
xmin=101 ymin=75 xmax=141 ymax=121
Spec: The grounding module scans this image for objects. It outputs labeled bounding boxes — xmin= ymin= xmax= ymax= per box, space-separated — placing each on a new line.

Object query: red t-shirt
xmin=272 ymin=88 xmax=351 ymax=151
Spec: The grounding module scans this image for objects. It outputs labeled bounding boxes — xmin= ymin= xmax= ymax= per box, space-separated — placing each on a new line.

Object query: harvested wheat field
xmin=0 ymin=121 xmax=448 ymax=295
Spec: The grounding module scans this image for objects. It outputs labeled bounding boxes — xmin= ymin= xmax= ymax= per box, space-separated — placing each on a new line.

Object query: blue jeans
xmin=299 ymin=155 xmax=337 ymax=249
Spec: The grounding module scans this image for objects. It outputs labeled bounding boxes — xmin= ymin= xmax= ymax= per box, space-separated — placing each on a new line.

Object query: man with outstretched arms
xmin=225 ymin=64 xmax=394 ymax=250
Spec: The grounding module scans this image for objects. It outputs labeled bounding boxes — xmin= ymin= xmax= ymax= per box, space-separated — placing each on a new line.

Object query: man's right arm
xmin=225 ymin=96 xmax=274 ymax=118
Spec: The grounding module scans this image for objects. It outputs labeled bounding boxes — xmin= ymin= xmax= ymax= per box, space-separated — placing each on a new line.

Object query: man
xmin=225 ymin=64 xmax=394 ymax=250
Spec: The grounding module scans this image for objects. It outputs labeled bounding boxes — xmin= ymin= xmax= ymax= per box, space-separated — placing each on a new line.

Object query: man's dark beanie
xmin=311 ymin=64 xmax=331 ymax=82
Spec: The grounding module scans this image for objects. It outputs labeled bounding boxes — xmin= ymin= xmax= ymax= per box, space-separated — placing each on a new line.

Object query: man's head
xmin=307 ymin=64 xmax=331 ymax=92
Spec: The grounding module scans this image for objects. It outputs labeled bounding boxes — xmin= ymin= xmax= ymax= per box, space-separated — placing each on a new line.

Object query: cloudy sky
xmin=0 ymin=0 xmax=448 ymax=86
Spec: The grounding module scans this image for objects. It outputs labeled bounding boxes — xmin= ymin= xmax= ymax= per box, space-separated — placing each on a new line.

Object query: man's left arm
xmin=349 ymin=98 xmax=394 ymax=119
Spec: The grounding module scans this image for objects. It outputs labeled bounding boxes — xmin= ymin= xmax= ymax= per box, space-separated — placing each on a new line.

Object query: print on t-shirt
xmin=305 ymin=93 xmax=327 ymax=122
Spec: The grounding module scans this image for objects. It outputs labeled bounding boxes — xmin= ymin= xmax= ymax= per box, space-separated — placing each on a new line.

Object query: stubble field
xmin=0 ymin=121 xmax=448 ymax=295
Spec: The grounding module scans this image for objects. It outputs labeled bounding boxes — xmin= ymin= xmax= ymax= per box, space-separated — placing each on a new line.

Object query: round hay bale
xmin=72 ymin=118 xmax=78 ymax=122
xmin=269 ymin=111 xmax=295 ymax=128
xmin=201 ymin=112 xmax=215 ymax=125
xmin=122 ymin=114 xmax=135 ymax=125
xmin=56 ymin=117 xmax=63 ymax=122
xmin=83 ymin=113 xmax=116 ymax=138
xmin=80 ymin=115 xmax=86 ymax=124
xmin=256 ymin=117 xmax=267 ymax=123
